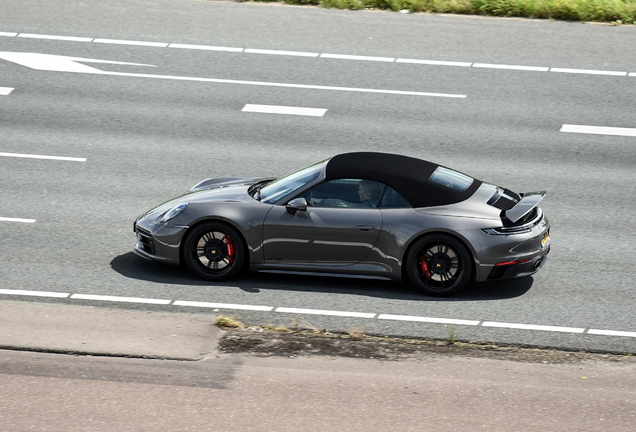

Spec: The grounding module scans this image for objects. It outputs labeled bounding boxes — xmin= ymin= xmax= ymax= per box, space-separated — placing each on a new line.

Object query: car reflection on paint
xmin=134 ymin=152 xmax=550 ymax=296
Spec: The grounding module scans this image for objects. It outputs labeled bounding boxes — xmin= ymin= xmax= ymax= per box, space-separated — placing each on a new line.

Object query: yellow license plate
xmin=541 ymin=230 xmax=550 ymax=247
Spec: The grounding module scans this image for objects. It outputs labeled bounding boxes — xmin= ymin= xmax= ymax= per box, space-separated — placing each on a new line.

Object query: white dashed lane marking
xmin=560 ymin=124 xmax=636 ymax=137
xmin=276 ymin=307 xmax=376 ymax=318
xmin=245 ymin=48 xmax=319 ymax=57
xmin=588 ymin=329 xmax=636 ymax=338
xmin=93 ymin=38 xmax=168 ymax=48
xmin=0 ymin=87 xmax=14 ymax=95
xmin=2 ymin=31 xmax=635 ymax=77
xmin=169 ymin=43 xmax=243 ymax=52
xmin=19 ymin=33 xmax=92 ymax=42
xmin=70 ymin=294 xmax=172 ymax=305
xmin=242 ymin=104 xmax=327 ymax=117
xmin=173 ymin=300 xmax=274 ymax=311
xmin=551 ymin=67 xmax=627 ymax=76
xmin=482 ymin=321 xmax=585 ymax=333
xmin=0 ymin=289 xmax=66 ymax=296
xmin=378 ymin=314 xmax=480 ymax=326
xmin=396 ymin=59 xmax=472 ymax=67
xmin=0 ymin=152 xmax=87 ymax=161
xmin=320 ymin=53 xmax=395 ymax=62
xmin=0 ymin=217 xmax=36 ymax=223
xmin=0 ymin=289 xmax=634 ymax=340
xmin=473 ymin=63 xmax=549 ymax=72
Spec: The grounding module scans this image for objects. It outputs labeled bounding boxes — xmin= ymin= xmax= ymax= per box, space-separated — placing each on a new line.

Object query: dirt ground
xmin=218 ymin=324 xmax=636 ymax=366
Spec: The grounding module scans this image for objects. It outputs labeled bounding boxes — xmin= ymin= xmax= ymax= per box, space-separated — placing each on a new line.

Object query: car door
xmin=261 ymin=179 xmax=383 ymax=265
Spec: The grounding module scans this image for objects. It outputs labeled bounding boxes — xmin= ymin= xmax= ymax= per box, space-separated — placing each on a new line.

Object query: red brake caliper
xmin=420 ymin=255 xmax=431 ymax=278
xmin=225 ymin=235 xmax=235 ymax=264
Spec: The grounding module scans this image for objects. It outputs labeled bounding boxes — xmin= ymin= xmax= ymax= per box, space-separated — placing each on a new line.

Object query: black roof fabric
xmin=325 ymin=152 xmax=482 ymax=208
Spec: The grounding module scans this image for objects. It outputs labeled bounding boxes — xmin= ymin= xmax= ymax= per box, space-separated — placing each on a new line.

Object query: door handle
xmin=355 ymin=225 xmax=376 ymax=232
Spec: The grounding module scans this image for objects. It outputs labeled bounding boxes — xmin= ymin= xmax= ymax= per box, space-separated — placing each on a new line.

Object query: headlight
xmin=160 ymin=203 xmax=188 ymax=223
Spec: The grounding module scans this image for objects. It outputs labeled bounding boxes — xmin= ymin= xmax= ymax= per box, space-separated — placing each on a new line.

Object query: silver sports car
xmin=134 ymin=152 xmax=550 ymax=296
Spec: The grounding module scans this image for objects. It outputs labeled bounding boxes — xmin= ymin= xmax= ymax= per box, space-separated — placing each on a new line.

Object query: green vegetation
xmin=445 ymin=324 xmax=458 ymax=344
xmin=252 ymin=0 xmax=636 ymax=24
xmin=214 ymin=315 xmax=244 ymax=328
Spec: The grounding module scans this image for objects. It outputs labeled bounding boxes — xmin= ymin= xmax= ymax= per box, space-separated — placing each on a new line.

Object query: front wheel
xmin=406 ymin=234 xmax=472 ymax=297
xmin=183 ymin=222 xmax=245 ymax=281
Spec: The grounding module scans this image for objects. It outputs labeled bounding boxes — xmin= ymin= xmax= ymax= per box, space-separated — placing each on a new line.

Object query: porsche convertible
xmin=133 ymin=152 xmax=550 ymax=296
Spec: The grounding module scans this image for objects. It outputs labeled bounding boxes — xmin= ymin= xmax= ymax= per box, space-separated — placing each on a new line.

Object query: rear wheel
xmin=406 ymin=234 xmax=472 ymax=297
xmin=183 ymin=222 xmax=245 ymax=281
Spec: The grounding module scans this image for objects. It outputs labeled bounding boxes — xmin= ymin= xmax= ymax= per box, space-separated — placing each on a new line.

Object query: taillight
xmin=495 ymin=258 xmax=531 ymax=266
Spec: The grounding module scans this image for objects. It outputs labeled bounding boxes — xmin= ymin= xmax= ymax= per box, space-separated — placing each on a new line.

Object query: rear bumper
xmin=485 ymin=245 xmax=550 ymax=280
xmin=474 ymin=211 xmax=550 ymax=282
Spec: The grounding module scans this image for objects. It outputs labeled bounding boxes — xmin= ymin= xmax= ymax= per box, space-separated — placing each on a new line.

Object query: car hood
xmin=139 ymin=177 xmax=268 ymax=221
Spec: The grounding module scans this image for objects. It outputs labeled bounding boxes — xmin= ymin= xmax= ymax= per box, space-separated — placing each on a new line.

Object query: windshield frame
xmin=258 ymin=160 xmax=326 ymax=205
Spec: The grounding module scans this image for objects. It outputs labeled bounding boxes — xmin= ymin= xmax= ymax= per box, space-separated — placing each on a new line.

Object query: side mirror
xmin=286 ymin=198 xmax=307 ymax=214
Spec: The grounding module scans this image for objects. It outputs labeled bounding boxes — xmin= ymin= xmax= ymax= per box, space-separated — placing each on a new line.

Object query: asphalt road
xmin=1 ymin=0 xmax=635 ymax=353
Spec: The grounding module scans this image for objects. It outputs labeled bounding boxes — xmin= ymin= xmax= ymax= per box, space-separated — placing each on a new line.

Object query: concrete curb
xmin=0 ymin=300 xmax=223 ymax=360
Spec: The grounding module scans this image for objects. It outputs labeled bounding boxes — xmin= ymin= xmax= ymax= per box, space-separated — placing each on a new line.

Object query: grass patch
xmin=252 ymin=0 xmax=636 ymax=24
xmin=214 ymin=315 xmax=244 ymax=329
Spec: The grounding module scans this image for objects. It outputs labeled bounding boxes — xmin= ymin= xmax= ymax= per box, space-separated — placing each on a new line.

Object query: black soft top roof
xmin=325 ymin=152 xmax=482 ymax=208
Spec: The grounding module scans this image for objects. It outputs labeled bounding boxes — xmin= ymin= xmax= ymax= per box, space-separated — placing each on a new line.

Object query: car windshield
xmin=259 ymin=161 xmax=324 ymax=204
xmin=429 ymin=166 xmax=474 ymax=191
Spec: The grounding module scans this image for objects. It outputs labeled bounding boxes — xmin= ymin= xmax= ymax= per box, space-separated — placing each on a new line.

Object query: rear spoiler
xmin=505 ymin=191 xmax=546 ymax=223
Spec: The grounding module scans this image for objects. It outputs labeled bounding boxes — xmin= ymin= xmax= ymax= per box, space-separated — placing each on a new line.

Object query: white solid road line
xmin=276 ymin=307 xmax=376 ymax=318
xmin=551 ymin=67 xmax=627 ymax=76
xmin=0 ymin=152 xmax=87 ymax=161
xmin=0 ymin=289 xmax=67 ymax=297
xmin=0 ymin=288 xmax=635 ymax=339
xmin=482 ymin=321 xmax=585 ymax=333
xmin=473 ymin=63 xmax=549 ymax=72
xmin=396 ymin=58 xmax=472 ymax=67
xmin=93 ymin=38 xmax=168 ymax=48
xmin=103 ymin=71 xmax=467 ymax=98
xmin=378 ymin=314 xmax=480 ymax=326
xmin=19 ymin=33 xmax=92 ymax=42
xmin=588 ymin=329 xmax=636 ymax=338
xmin=0 ymin=52 xmax=466 ymax=98
xmin=242 ymin=104 xmax=327 ymax=117
xmin=70 ymin=294 xmax=172 ymax=305
xmin=245 ymin=48 xmax=319 ymax=57
xmin=321 ymin=53 xmax=395 ymax=62
xmin=2 ymin=31 xmax=636 ymax=77
xmin=0 ymin=217 xmax=36 ymax=223
xmin=560 ymin=124 xmax=636 ymax=137
xmin=169 ymin=43 xmax=243 ymax=52
xmin=0 ymin=87 xmax=14 ymax=95
xmin=173 ymin=300 xmax=274 ymax=311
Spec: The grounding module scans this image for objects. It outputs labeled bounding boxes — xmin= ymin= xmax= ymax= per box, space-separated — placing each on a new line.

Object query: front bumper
xmin=133 ymin=217 xmax=187 ymax=265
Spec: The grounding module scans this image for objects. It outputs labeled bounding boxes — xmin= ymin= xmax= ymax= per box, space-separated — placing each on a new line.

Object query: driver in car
xmin=310 ymin=180 xmax=383 ymax=208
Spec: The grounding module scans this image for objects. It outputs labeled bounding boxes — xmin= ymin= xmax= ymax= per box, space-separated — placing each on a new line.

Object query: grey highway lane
xmin=1 ymin=0 xmax=635 ymax=353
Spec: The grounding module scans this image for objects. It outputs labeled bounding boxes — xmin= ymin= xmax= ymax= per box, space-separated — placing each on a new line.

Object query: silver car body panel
xmin=134 ymin=154 xmax=551 ymax=286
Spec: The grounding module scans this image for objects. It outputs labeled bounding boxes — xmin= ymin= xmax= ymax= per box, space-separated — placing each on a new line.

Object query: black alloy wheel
xmin=406 ymin=234 xmax=472 ymax=296
xmin=183 ymin=222 xmax=245 ymax=281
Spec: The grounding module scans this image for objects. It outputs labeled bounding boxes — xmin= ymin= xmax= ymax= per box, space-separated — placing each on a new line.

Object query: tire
xmin=406 ymin=234 xmax=472 ymax=297
xmin=183 ymin=221 xmax=245 ymax=281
